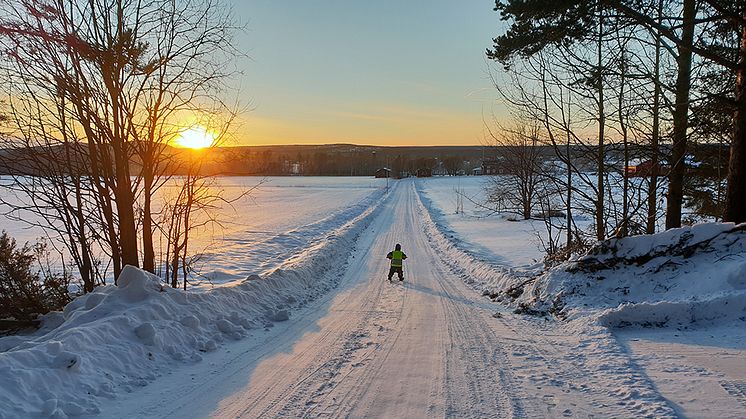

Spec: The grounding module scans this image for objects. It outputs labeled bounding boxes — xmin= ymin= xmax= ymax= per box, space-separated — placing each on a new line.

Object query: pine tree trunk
xmin=114 ymin=145 xmax=139 ymax=269
xmin=596 ymin=10 xmax=606 ymax=241
xmin=724 ymin=14 xmax=746 ymax=224
xmin=665 ymin=0 xmax=696 ymax=229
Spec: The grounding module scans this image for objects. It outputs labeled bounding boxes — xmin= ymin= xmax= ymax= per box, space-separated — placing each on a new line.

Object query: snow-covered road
xmin=99 ymin=180 xmax=675 ymax=418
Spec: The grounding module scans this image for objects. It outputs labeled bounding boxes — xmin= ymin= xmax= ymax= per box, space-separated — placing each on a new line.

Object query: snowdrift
xmin=0 ymin=194 xmax=385 ymax=418
xmin=415 ymin=183 xmax=746 ymax=329
xmin=534 ymin=223 xmax=746 ymax=328
xmin=414 ymin=182 xmax=535 ymax=295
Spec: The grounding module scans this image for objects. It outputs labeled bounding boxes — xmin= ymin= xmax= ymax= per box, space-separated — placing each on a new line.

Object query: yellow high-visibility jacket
xmin=386 ymin=250 xmax=407 ymax=267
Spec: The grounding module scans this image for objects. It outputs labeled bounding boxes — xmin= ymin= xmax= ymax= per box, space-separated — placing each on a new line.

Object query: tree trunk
xmin=596 ymin=10 xmax=606 ymax=240
xmin=619 ymin=50 xmax=629 ymax=238
xmin=74 ymin=177 xmax=95 ymax=293
xmin=142 ymin=163 xmax=155 ymax=273
xmin=725 ymin=13 xmax=746 ymax=224
xmin=665 ymin=0 xmax=696 ymax=229
xmin=566 ymin=109 xmax=573 ymax=248
xmin=647 ymin=0 xmax=663 ymax=234
xmin=114 ymin=148 xmax=139 ymax=269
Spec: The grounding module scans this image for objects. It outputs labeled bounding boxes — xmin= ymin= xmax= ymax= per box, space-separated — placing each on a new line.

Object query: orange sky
xmin=238 ymin=103 xmax=492 ymax=147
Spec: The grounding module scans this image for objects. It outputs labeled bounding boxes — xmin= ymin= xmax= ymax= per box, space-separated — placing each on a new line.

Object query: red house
xmin=624 ymin=160 xmax=668 ymax=178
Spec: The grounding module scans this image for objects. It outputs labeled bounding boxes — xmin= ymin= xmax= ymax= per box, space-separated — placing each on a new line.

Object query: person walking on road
xmin=386 ymin=243 xmax=407 ymax=282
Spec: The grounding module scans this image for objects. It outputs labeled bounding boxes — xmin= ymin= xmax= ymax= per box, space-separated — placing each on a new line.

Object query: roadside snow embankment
xmin=413 ymin=181 xmax=536 ymax=296
xmin=0 ymin=189 xmax=386 ymax=419
xmin=517 ymin=223 xmax=746 ymax=328
xmin=416 ymin=181 xmax=746 ymax=329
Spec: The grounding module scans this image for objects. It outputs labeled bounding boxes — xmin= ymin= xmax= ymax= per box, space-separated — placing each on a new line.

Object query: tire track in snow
xmin=220 ymin=195 xmax=403 ymax=418
xmin=413 ymin=179 xmax=677 ymax=418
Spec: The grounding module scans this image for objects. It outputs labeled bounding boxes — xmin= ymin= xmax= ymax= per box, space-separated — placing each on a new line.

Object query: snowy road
xmin=101 ymin=180 xmax=674 ymax=418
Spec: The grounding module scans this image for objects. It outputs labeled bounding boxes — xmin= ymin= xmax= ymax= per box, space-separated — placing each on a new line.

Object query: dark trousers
xmin=388 ymin=266 xmax=403 ymax=280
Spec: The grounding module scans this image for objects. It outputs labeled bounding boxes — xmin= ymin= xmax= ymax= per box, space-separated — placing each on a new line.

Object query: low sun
xmin=175 ymin=125 xmax=216 ymax=149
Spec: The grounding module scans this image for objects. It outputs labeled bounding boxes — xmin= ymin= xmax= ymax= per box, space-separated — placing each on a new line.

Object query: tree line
xmin=484 ymin=0 xmax=744 ymax=260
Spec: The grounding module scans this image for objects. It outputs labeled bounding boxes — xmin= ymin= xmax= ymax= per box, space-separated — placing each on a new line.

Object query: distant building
xmin=472 ymin=167 xmax=483 ymax=176
xmin=624 ymin=160 xmax=667 ymax=178
xmin=283 ymin=160 xmax=303 ymax=175
xmin=375 ymin=168 xmax=391 ymax=178
xmin=416 ymin=168 xmax=432 ymax=177
xmin=481 ymin=158 xmax=501 ymax=175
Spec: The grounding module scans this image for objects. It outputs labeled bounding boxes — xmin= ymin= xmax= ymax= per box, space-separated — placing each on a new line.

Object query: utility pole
xmin=386 ymin=154 xmax=389 ymax=193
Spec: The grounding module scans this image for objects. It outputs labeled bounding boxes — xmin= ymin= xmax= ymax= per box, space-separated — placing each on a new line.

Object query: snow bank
xmin=0 ymin=191 xmax=386 ymax=418
xmin=415 ymin=181 xmax=746 ymax=330
xmin=520 ymin=223 xmax=746 ymax=328
xmin=413 ymin=180 xmax=535 ymax=297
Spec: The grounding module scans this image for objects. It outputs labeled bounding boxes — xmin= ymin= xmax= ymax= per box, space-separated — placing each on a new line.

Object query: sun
xmin=174 ymin=125 xmax=216 ymax=149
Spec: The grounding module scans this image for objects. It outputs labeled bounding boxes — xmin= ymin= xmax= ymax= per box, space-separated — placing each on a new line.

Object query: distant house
xmin=481 ymin=158 xmax=501 ymax=175
xmin=416 ymin=168 xmax=432 ymax=177
xmin=283 ymin=160 xmax=303 ymax=175
xmin=375 ymin=168 xmax=391 ymax=178
xmin=624 ymin=160 xmax=667 ymax=178
xmin=472 ymin=167 xmax=483 ymax=176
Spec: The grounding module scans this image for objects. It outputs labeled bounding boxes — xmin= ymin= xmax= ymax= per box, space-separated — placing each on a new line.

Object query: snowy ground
xmin=1 ymin=176 xmax=744 ymax=418
xmin=180 ymin=176 xmax=386 ymax=287
xmin=416 ymin=176 xmax=548 ymax=267
xmin=419 ymin=178 xmax=746 ymax=418
xmin=0 ymin=176 xmax=386 ymax=288
xmin=616 ymin=325 xmax=746 ymax=417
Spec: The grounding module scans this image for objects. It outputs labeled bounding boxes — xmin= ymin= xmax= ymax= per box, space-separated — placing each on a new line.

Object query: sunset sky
xmin=231 ymin=1 xmax=505 ymax=146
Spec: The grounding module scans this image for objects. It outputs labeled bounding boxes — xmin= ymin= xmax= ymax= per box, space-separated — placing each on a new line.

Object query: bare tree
xmin=0 ymin=0 xmax=243 ymax=286
xmin=488 ymin=4 xmax=676 ymax=261
xmin=484 ymin=121 xmax=545 ymax=220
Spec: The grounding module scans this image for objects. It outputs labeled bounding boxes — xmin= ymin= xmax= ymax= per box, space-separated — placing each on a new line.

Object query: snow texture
xmin=0 ymin=184 xmax=386 ymax=418
xmin=416 ymin=177 xmax=746 ymax=417
xmin=417 ymin=177 xmax=746 ymax=331
xmin=2 ymin=175 xmax=744 ymax=418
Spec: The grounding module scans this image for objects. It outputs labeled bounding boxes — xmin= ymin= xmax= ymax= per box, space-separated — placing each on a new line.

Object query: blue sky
xmin=230 ymin=1 xmax=504 ymax=145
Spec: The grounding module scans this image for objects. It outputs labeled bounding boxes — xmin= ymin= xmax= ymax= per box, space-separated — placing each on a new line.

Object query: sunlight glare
xmin=175 ymin=126 xmax=216 ymax=149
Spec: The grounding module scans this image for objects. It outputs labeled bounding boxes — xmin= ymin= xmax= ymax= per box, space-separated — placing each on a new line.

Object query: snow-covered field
xmin=0 ymin=177 xmax=388 ymax=418
xmin=177 ymin=176 xmax=386 ymax=287
xmin=0 ymin=176 xmax=386 ymax=288
xmin=416 ymin=176 xmax=548 ymax=267
xmin=1 ymin=175 xmax=744 ymax=418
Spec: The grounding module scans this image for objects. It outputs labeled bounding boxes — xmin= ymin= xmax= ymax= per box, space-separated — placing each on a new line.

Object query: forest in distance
xmin=0 ymin=141 xmax=729 ymax=178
